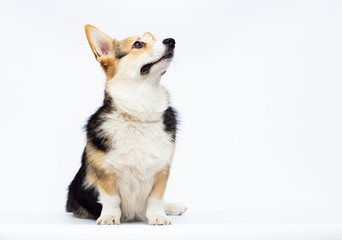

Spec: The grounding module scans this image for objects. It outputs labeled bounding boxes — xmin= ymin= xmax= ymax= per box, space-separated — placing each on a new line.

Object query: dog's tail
xmin=164 ymin=202 xmax=187 ymax=216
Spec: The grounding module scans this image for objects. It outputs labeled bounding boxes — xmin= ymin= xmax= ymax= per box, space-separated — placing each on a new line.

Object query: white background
xmin=0 ymin=0 xmax=342 ymax=239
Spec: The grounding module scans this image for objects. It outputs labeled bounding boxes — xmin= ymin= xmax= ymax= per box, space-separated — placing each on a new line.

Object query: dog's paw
xmin=96 ymin=215 xmax=120 ymax=225
xmin=147 ymin=214 xmax=171 ymax=225
xmin=164 ymin=202 xmax=187 ymax=215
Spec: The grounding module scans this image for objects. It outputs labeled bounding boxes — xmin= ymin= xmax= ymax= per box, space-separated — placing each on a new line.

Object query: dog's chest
xmin=102 ymin=112 xmax=173 ymax=176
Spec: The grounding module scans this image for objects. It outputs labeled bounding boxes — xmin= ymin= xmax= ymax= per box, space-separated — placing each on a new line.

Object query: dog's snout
xmin=163 ymin=38 xmax=176 ymax=48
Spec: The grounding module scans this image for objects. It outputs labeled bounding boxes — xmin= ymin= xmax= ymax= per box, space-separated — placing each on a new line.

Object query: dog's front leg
xmin=96 ymin=176 xmax=121 ymax=225
xmin=146 ymin=165 xmax=171 ymax=225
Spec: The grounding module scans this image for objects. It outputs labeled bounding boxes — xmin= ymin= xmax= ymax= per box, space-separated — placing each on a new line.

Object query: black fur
xmin=66 ymin=150 xmax=102 ymax=218
xmin=66 ymin=93 xmax=178 ymax=219
xmin=140 ymin=52 xmax=174 ymax=76
xmin=163 ymin=106 xmax=178 ymax=142
xmin=66 ymin=93 xmax=115 ymax=218
xmin=85 ymin=93 xmax=114 ymax=152
xmin=140 ymin=63 xmax=152 ymax=75
xmin=115 ymin=45 xmax=127 ymax=59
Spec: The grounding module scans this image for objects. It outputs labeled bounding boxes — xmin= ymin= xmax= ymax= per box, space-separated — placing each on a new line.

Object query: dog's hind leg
xmin=164 ymin=202 xmax=187 ymax=216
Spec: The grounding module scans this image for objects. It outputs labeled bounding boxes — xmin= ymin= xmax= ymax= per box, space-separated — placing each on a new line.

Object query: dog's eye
xmin=133 ymin=41 xmax=145 ymax=49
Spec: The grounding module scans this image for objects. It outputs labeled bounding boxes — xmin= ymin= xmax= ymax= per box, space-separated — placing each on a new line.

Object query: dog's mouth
xmin=140 ymin=52 xmax=173 ymax=75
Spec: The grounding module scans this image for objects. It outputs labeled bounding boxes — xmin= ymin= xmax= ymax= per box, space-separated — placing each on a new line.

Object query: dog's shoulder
xmin=86 ymin=93 xmax=115 ymax=152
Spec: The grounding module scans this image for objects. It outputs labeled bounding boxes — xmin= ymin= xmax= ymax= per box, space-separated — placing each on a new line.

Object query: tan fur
xmin=115 ymin=37 xmax=136 ymax=54
xmin=85 ymin=143 xmax=118 ymax=196
xmin=143 ymin=32 xmax=156 ymax=41
xmin=149 ymin=143 xmax=175 ymax=199
xmin=85 ymin=143 xmax=106 ymax=175
xmin=85 ymin=25 xmax=156 ymax=83
xmin=125 ymin=39 xmax=153 ymax=58
xmin=149 ymin=166 xmax=170 ymax=199
xmin=84 ymin=25 xmax=115 ymax=66
xmin=106 ymin=38 xmax=139 ymax=79
xmin=118 ymin=111 xmax=161 ymax=124
xmin=97 ymin=174 xmax=118 ymax=197
xmin=79 ymin=26 xmax=185 ymax=224
xmin=101 ymin=63 xmax=117 ymax=80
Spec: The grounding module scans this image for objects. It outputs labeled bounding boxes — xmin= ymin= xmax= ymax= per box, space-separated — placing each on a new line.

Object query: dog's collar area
xmin=140 ymin=52 xmax=173 ymax=75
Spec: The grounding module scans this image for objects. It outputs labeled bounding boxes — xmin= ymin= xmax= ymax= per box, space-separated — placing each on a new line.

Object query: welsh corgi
xmin=66 ymin=25 xmax=187 ymax=225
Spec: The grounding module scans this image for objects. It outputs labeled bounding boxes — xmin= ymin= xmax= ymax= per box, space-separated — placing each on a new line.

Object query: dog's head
xmin=85 ymin=25 xmax=175 ymax=82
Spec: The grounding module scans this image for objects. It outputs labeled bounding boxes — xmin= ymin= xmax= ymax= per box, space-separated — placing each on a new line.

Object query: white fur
xmin=96 ymin=192 xmax=121 ymax=225
xmin=113 ymin=37 xmax=171 ymax=83
xmin=94 ymin=35 xmax=184 ymax=224
xmin=146 ymin=198 xmax=171 ymax=225
xmin=101 ymin=106 xmax=174 ymax=221
xmin=164 ymin=202 xmax=188 ymax=216
xmin=101 ymin=81 xmax=174 ymax=222
xmin=106 ymin=81 xmax=169 ymax=117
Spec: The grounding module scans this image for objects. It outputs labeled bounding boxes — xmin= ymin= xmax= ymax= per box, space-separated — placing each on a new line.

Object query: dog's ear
xmin=85 ymin=25 xmax=115 ymax=65
xmin=143 ymin=32 xmax=155 ymax=42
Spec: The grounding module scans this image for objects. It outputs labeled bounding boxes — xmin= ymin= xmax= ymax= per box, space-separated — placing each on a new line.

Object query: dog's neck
xmin=106 ymin=79 xmax=169 ymax=119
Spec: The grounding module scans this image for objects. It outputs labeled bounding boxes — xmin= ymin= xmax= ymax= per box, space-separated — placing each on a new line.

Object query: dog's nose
xmin=163 ymin=38 xmax=176 ymax=49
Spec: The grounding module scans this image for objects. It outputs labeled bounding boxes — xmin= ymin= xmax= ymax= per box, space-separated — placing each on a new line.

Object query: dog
xmin=66 ymin=25 xmax=187 ymax=225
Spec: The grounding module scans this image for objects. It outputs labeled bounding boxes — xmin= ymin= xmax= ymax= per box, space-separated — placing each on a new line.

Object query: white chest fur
xmin=99 ymin=81 xmax=174 ymax=221
xmin=101 ymin=111 xmax=173 ymax=221
xmin=103 ymin=111 xmax=173 ymax=174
